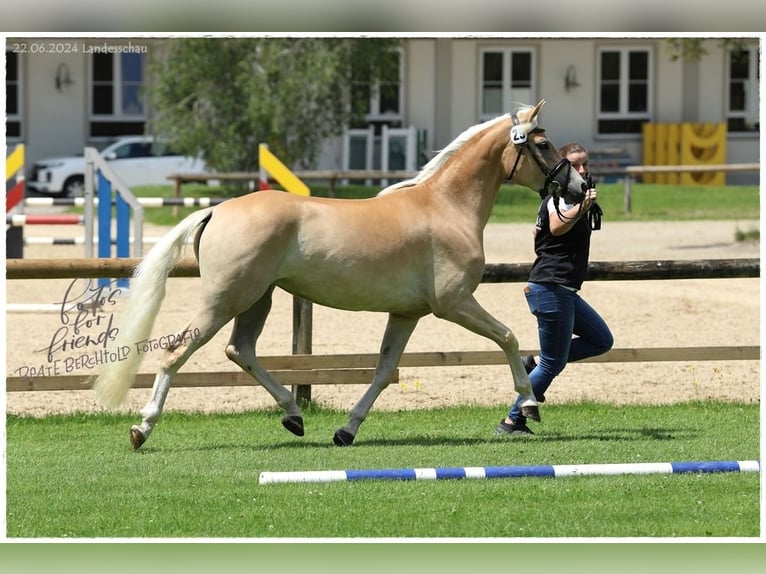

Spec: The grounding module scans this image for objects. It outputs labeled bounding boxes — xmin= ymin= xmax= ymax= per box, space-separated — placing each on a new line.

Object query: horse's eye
xmin=536 ymin=140 xmax=549 ymax=150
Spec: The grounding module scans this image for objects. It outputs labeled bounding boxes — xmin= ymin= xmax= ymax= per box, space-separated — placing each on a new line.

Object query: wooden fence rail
xmin=7 ymin=256 xmax=760 ymax=394
xmin=6 ymin=346 xmax=759 ymax=392
xmin=6 ymin=257 xmax=759 ymax=281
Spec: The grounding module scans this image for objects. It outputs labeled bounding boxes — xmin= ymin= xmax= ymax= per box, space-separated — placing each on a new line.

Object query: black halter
xmin=508 ymin=114 xmax=600 ymax=229
xmin=507 ymin=113 xmax=573 ymax=195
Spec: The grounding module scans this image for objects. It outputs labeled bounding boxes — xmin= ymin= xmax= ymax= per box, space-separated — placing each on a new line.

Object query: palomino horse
xmin=94 ymin=100 xmax=587 ymax=450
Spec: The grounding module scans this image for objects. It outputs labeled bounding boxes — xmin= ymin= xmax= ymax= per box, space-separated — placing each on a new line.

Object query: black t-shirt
xmin=528 ymin=195 xmax=591 ymax=290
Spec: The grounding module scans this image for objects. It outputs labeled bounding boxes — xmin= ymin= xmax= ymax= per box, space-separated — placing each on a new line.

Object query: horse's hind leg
xmin=334 ymin=313 xmax=419 ymax=446
xmin=130 ymin=308 xmax=233 ymax=450
xmin=438 ymin=295 xmax=540 ymax=422
xmin=224 ymin=288 xmax=303 ymax=436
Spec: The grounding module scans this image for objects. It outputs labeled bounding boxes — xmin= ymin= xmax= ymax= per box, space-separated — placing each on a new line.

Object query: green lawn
xmin=6 ymin=401 xmax=759 ymax=539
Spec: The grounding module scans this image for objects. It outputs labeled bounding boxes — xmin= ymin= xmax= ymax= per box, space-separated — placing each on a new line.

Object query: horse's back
xmin=194 ymin=190 xmax=438 ymax=314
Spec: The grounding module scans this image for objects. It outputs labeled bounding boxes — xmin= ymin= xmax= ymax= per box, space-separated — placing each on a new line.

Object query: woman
xmin=497 ymin=143 xmax=613 ymax=436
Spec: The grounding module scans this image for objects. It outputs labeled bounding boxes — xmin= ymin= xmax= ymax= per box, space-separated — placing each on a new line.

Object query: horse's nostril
xmin=581 ymin=182 xmax=587 ymax=192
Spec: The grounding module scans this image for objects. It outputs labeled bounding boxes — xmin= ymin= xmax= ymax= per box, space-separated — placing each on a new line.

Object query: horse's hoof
xmin=333 ymin=428 xmax=355 ymax=447
xmin=521 ymin=405 xmax=541 ymax=423
xmin=282 ymin=415 xmax=305 ymax=437
xmin=130 ymin=426 xmax=146 ymax=451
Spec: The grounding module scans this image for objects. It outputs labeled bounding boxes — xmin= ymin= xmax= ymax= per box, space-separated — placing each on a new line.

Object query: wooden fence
xmin=6 ymin=257 xmax=759 ymax=394
xmin=5 ymin=256 xmax=759 ymax=282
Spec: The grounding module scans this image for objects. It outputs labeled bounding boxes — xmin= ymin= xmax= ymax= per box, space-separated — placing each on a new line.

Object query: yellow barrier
xmin=642 ymin=123 xmax=726 ymax=185
xmin=6 ymin=144 xmax=26 ymax=215
xmin=680 ymin=123 xmax=727 ymax=185
xmin=6 ymin=143 xmax=24 ymax=182
xmin=258 ymin=144 xmax=310 ymax=196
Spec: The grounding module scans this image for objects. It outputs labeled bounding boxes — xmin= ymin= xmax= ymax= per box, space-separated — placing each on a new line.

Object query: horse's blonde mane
xmin=378 ymin=104 xmax=535 ymax=195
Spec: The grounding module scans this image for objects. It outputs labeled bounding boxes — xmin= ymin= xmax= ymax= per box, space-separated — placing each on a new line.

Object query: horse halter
xmin=507 ymin=113 xmax=576 ymax=199
xmin=508 ymin=113 xmax=592 ymax=224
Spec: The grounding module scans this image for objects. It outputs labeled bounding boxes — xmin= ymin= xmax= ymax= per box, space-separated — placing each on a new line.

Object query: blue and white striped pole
xmin=259 ymin=460 xmax=760 ymax=485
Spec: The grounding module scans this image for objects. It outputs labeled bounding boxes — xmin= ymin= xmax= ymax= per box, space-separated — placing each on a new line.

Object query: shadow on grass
xmin=139 ymin=424 xmax=696 ymax=454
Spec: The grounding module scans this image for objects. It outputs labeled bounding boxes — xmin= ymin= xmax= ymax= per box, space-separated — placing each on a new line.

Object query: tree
xmin=664 ymin=37 xmax=750 ymax=62
xmin=146 ymin=37 xmax=401 ymax=176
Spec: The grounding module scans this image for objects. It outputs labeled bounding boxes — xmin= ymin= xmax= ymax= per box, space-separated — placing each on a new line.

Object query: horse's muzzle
xmin=543 ymin=158 xmax=587 ymax=204
xmin=564 ymin=180 xmax=588 ymax=205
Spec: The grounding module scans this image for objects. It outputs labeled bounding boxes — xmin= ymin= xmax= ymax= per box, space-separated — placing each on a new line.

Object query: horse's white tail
xmin=93 ymin=207 xmax=214 ymax=408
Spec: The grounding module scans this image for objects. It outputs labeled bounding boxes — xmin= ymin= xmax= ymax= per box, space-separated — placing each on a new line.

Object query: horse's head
xmin=504 ymin=100 xmax=588 ymax=204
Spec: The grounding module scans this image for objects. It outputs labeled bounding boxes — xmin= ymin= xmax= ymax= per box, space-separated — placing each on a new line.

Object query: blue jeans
xmin=508 ymin=282 xmax=613 ymax=421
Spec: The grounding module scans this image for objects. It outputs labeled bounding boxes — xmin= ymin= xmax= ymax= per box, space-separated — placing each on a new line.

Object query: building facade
xmin=6 ymin=35 xmax=760 ymax=184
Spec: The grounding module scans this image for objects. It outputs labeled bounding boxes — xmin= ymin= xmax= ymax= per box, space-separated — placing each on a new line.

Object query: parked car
xmin=27 ymin=136 xmax=208 ymax=197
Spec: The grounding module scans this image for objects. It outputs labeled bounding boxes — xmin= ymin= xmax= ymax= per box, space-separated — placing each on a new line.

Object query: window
xmin=6 ymin=50 xmax=21 ymax=140
xmin=597 ymin=46 xmax=652 ymax=135
xmin=726 ymin=45 xmax=759 ymax=132
xmin=110 ymin=141 xmax=153 ymax=159
xmin=89 ymin=50 xmax=146 ymax=137
xmin=480 ymin=47 xmax=535 ymax=120
xmin=350 ymin=48 xmax=403 ymax=133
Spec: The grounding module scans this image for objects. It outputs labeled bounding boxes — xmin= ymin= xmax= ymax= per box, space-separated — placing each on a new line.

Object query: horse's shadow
xmin=141 ymin=425 xmax=694 ymax=454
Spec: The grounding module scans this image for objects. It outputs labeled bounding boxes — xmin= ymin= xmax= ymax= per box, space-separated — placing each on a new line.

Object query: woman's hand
xmin=580 ymin=187 xmax=597 ymax=211
xmin=549 ymin=187 xmax=597 ymax=236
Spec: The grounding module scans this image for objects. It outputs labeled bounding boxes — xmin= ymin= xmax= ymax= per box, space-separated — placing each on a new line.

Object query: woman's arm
xmin=549 ymin=188 xmax=597 ymax=236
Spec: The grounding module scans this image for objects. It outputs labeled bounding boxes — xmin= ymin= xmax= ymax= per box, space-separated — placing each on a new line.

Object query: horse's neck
xmin=430 ymin=122 xmax=509 ymax=227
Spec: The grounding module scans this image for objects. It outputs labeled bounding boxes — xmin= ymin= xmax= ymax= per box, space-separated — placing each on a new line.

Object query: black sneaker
xmin=495 ymin=419 xmax=535 ymax=436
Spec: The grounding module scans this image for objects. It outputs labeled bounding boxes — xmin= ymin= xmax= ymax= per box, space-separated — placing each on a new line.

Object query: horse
xmin=93 ymin=99 xmax=587 ymax=450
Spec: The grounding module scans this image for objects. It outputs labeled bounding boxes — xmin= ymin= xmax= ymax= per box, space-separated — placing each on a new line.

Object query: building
xmin=6 ymin=35 xmax=760 ymax=185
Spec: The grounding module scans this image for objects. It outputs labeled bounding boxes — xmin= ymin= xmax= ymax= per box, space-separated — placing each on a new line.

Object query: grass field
xmin=6 ymin=401 xmax=759 ymax=539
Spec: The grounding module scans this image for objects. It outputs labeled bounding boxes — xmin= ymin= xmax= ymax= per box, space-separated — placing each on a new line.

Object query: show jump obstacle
xmin=90 ymin=142 xmax=308 ymax=279
xmin=258 ymin=460 xmax=761 ymax=484
xmin=5 ymin=144 xmax=26 ymax=257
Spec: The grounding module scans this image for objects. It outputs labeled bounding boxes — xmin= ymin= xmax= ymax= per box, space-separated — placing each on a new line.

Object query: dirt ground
xmin=5 ymin=218 xmax=761 ymax=418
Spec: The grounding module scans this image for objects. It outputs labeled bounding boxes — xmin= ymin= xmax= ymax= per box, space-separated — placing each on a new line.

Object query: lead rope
xmin=588 ymin=202 xmax=603 ymax=230
xmin=586 ymin=175 xmax=602 ymax=230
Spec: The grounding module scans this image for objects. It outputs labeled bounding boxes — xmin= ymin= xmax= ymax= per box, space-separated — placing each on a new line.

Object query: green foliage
xmin=146 ymin=38 xmax=401 ymax=172
xmin=6 ymin=402 xmax=759 ymax=538
xmin=735 ymin=227 xmax=760 ymax=242
xmin=664 ymin=38 xmax=751 ymax=62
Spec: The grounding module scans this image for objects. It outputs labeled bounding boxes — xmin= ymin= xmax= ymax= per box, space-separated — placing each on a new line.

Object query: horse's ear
xmin=531 ymin=99 xmax=546 ymax=119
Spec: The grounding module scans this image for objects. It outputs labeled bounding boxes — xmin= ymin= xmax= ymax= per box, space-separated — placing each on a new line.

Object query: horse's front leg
xmin=334 ymin=313 xmax=419 ymax=446
xmin=438 ymin=294 xmax=540 ymax=422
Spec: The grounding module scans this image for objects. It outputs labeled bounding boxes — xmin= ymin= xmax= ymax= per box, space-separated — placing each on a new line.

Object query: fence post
xmin=623 ymin=174 xmax=632 ymax=215
xmin=259 ymin=143 xmax=316 ymax=403
xmin=97 ymin=170 xmax=112 ymax=289
xmin=292 ymin=297 xmax=313 ymax=405
xmin=88 ymin=147 xmax=145 ymax=289
xmin=84 ymin=149 xmax=96 ymax=259
xmin=115 ymin=192 xmax=131 ymax=288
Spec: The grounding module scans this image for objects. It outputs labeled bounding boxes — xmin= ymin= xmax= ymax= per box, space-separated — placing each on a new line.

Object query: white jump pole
xmin=259 ymin=460 xmax=760 ymax=485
